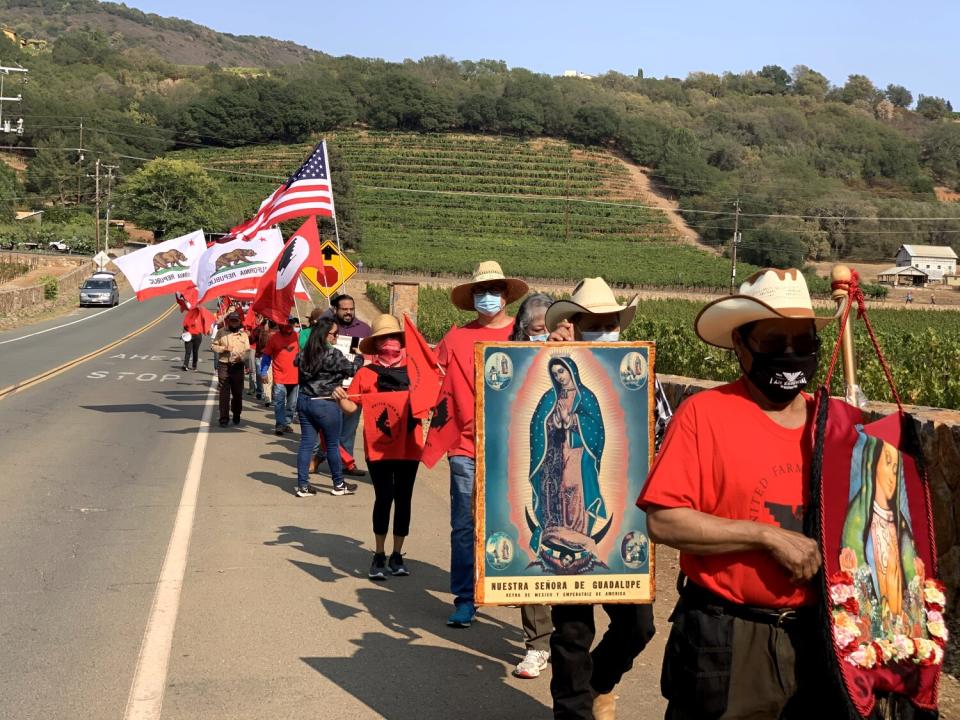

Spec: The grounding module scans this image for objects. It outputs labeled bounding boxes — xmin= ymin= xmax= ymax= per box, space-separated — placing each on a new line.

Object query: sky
xmin=116 ymin=0 xmax=956 ymax=103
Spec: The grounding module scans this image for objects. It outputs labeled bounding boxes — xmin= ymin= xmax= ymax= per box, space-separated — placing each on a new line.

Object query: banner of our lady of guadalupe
xmin=474 ymin=341 xmax=656 ymax=605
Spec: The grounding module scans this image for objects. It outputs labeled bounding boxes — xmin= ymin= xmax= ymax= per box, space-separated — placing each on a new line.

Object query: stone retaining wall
xmin=0 ymin=260 xmax=95 ymax=315
xmin=659 ymin=374 xmax=960 ymax=610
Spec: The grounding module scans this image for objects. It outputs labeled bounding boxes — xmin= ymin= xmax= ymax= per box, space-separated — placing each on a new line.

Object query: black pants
xmin=217 ymin=362 xmax=244 ymax=422
xmin=182 ymin=334 xmax=201 ymax=369
xmin=369 ymin=460 xmax=419 ymax=536
xmin=550 ymin=603 xmax=656 ymax=720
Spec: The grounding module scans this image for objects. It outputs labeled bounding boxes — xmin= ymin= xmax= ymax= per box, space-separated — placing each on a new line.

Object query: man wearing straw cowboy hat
xmin=434 ymin=260 xmax=528 ymax=628
xmin=544 ymin=276 xmax=671 ymax=720
xmin=638 ymin=268 xmax=835 ymax=719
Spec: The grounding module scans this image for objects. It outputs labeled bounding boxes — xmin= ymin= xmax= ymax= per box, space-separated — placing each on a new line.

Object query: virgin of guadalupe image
xmin=840 ymin=432 xmax=925 ymax=638
xmin=526 ymin=356 xmax=611 ymax=574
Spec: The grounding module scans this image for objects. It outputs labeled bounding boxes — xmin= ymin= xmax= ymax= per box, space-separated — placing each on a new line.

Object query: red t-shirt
xmin=435 ymin=319 xmax=515 ymax=459
xmin=349 ymin=365 xmax=423 ymax=462
xmin=264 ymin=330 xmax=300 ymax=385
xmin=637 ymin=378 xmax=815 ymax=608
xmin=183 ymin=306 xmax=214 ymax=336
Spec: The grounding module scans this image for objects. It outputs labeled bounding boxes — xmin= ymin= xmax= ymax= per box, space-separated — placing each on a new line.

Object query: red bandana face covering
xmin=376 ymin=337 xmax=403 ymax=366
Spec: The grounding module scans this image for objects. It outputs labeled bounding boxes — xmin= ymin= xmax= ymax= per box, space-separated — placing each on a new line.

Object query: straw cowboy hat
xmin=695 ymin=268 xmax=835 ymax=349
xmin=450 ymin=260 xmax=529 ymax=312
xmin=545 ymin=277 xmax=639 ymax=331
xmin=358 ymin=314 xmax=404 ymax=355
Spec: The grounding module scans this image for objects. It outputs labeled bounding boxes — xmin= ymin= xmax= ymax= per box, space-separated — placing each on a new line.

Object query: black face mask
xmin=742 ymin=347 xmax=819 ymax=404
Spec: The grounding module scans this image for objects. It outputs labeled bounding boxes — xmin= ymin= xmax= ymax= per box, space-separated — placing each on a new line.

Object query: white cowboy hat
xmin=450 ymin=260 xmax=529 ymax=312
xmin=358 ymin=313 xmax=404 ymax=355
xmin=695 ymin=268 xmax=835 ymax=349
xmin=545 ymin=277 xmax=639 ymax=331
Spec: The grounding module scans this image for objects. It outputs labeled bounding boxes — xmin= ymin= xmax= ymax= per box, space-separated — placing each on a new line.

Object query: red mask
xmin=376 ymin=337 xmax=403 ymax=366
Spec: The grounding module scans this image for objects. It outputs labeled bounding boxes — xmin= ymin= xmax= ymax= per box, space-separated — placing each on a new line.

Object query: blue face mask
xmin=474 ymin=292 xmax=503 ymax=317
xmin=581 ymin=330 xmax=620 ymax=343
xmin=528 ymin=333 xmax=549 ymax=342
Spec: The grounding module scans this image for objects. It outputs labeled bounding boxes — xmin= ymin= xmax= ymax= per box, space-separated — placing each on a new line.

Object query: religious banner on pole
xmin=474 ymin=341 xmax=656 ymax=606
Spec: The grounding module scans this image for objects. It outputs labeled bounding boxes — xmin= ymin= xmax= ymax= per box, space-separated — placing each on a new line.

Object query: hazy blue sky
xmin=117 ymin=1 xmax=956 ymax=103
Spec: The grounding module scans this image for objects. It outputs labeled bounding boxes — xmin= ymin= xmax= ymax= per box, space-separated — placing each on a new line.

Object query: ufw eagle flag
xmin=252 ymin=216 xmax=324 ymax=325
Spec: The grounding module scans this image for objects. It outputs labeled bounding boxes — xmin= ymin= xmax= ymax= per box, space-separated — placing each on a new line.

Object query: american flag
xmin=229 ymin=141 xmax=335 ymax=241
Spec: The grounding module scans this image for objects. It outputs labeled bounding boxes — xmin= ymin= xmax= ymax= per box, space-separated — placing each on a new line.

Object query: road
xmin=0 ymin=297 xmax=685 ymax=719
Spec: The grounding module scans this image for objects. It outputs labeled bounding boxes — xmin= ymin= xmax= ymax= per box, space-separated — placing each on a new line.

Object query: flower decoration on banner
xmin=829 ymin=553 xmax=948 ymax=670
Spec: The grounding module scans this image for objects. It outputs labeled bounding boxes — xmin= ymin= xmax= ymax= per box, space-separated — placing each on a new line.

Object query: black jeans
xmin=217 ymin=362 xmax=244 ymax=422
xmin=550 ymin=603 xmax=656 ymax=720
xmin=369 ymin=459 xmax=419 ymax=536
xmin=182 ymin=334 xmax=201 ymax=369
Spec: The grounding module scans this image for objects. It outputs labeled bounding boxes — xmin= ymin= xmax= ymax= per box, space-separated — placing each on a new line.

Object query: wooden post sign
xmin=474 ymin=341 xmax=656 ymax=606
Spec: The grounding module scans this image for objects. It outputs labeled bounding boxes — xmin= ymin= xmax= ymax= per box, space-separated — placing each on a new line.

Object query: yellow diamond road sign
xmin=302 ymin=241 xmax=357 ymax=298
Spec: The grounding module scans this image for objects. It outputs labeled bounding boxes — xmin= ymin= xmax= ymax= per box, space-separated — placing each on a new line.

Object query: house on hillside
xmin=894 ymin=244 xmax=958 ymax=281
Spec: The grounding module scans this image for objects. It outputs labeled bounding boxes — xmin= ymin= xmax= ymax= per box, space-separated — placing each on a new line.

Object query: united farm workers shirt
xmin=638 ymin=378 xmax=815 ymax=608
xmin=264 ymin=329 xmax=300 ymax=385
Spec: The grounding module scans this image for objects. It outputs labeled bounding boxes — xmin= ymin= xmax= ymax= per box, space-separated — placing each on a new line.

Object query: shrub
xmin=40 ymin=275 xmax=58 ymax=300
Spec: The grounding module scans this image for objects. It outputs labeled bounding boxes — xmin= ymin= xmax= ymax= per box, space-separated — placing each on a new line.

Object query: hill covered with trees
xmin=2 ymin=0 xmax=960 ymax=268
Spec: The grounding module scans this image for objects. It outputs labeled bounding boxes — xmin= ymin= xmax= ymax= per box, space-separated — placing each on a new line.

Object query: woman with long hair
xmin=338 ymin=314 xmax=424 ymax=580
xmin=294 ymin=317 xmax=362 ymax=497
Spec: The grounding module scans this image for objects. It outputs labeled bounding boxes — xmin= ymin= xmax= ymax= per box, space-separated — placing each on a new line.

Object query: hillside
xmin=175 ymin=132 xmax=760 ymax=288
xmin=0 ymin=0 xmax=320 ymax=66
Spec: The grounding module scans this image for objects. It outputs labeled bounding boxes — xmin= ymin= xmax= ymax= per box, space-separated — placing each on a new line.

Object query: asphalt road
xmin=0 ymin=300 xmax=675 ymax=720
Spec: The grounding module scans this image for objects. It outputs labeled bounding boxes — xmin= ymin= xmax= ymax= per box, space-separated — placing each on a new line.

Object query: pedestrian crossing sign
xmin=302 ymin=241 xmax=357 ymax=298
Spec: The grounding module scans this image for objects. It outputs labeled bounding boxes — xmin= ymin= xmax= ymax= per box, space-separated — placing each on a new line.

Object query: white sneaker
xmin=513 ymin=649 xmax=549 ymax=679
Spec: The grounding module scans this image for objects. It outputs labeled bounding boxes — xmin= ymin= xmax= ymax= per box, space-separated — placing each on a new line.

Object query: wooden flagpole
xmin=831 ymin=264 xmax=867 ymax=407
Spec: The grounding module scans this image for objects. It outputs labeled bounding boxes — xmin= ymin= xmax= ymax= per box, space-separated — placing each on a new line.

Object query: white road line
xmin=0 ymin=296 xmax=137 ymax=345
xmin=123 ymin=372 xmax=217 ymax=720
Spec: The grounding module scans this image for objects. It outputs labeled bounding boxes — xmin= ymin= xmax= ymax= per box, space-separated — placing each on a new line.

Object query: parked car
xmin=48 ymin=241 xmax=69 ymax=253
xmin=79 ymin=275 xmax=119 ymax=307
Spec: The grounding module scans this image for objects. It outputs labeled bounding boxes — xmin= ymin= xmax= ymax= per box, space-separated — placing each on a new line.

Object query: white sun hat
xmin=694 ymin=268 xmax=835 ymax=349
xmin=450 ymin=260 xmax=529 ymax=311
xmin=545 ymin=277 xmax=639 ymax=332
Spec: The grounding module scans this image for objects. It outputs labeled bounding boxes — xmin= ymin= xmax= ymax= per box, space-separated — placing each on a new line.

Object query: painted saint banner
xmin=475 ymin=341 xmax=656 ymax=605
xmin=111 ymin=229 xmax=205 ymax=301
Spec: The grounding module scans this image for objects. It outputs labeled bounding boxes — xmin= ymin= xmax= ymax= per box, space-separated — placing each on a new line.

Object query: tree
xmin=792 ymin=65 xmax=830 ymax=100
xmin=921 ymin=123 xmax=960 ymax=190
xmin=26 ymin=133 xmax=78 ymax=206
xmin=740 ymin=227 xmax=806 ymax=267
xmin=885 ymin=84 xmax=913 ymax=108
xmin=459 ymin=93 xmax=499 ymax=132
xmin=916 ymin=95 xmax=951 ymax=120
xmin=840 ymin=74 xmax=879 ymax=104
xmin=570 ymin=105 xmax=620 ymax=146
xmin=116 ymin=159 xmax=221 ymax=238
xmin=758 ymin=65 xmax=792 ymax=94
xmin=0 ymin=164 xmax=19 ymax=221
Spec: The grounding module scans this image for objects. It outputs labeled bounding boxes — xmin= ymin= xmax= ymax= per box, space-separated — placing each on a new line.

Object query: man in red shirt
xmin=263 ymin=318 xmax=301 ymax=435
xmin=435 ymin=261 xmax=528 ymax=628
xmin=638 ymin=268 xmax=835 ymax=719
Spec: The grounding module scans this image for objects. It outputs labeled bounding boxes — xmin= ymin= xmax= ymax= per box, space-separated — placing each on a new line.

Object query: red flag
xmin=404 ymin=315 xmax=442 ymax=420
xmin=361 ymin=391 xmax=423 ymax=462
xmin=252 ymin=216 xmax=323 ymax=325
xmin=421 ymin=351 xmax=473 ymax=469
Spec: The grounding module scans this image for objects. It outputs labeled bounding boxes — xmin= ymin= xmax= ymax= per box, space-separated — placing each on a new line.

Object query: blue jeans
xmin=449 ymin=455 xmax=475 ymax=607
xmin=340 ymin=406 xmax=362 ymax=457
xmin=297 ymin=395 xmax=343 ymax=488
xmin=274 ymin=383 xmax=299 ymax=428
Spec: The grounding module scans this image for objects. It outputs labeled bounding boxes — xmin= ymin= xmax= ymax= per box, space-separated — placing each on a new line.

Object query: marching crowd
xmin=181 ymin=260 xmax=855 ymax=720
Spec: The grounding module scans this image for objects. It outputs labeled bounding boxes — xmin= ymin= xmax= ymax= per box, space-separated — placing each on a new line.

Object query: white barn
xmin=895 ymin=244 xmax=958 ymax=281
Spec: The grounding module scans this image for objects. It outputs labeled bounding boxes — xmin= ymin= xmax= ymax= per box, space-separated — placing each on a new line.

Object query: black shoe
xmin=369 ymin=553 xmax=388 ymax=581
xmin=331 ymin=482 xmax=358 ymax=496
xmin=294 ymin=485 xmax=317 ymax=498
xmin=274 ymin=427 xmax=284 ymax=436
xmin=388 ymin=552 xmax=409 ymax=577
xmin=192 ymin=365 xmax=198 ymax=371
xmin=344 ymin=467 xmax=367 ymax=477
xmin=282 ymin=424 xmax=294 ymax=433
xmin=181 ymin=365 xmax=188 ymax=371
xmin=232 ymin=417 xmax=241 ymax=426
xmin=219 ymin=419 xmax=229 ymax=427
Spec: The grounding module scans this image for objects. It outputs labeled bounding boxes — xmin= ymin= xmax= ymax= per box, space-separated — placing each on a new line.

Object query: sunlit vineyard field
xmin=366 ymin=283 xmax=960 ymax=410
xmin=175 ymin=131 xmax=771 ymax=289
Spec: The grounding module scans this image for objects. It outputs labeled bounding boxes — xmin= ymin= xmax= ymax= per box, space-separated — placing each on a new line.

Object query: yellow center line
xmin=0 ymin=303 xmax=177 ymax=401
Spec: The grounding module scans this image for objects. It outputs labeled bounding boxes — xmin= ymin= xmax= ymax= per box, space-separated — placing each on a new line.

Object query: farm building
xmin=877 ymin=265 xmax=930 ymax=287
xmin=894 ymin=244 xmax=958 ymax=281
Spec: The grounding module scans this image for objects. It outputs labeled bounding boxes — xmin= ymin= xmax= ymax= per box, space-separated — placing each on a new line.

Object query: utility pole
xmin=77 ymin=117 xmax=84 ymax=208
xmin=0 ymin=64 xmax=28 ymax=136
xmin=94 ymin=158 xmax=101 ymax=253
xmin=103 ymin=164 xmax=118 ymax=254
xmin=729 ymin=198 xmax=742 ymax=293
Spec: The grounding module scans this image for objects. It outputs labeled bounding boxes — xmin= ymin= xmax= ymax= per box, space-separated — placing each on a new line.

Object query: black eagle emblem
xmin=431 ymin=397 xmax=450 ymax=429
xmin=375 ymin=409 xmax=392 ymax=438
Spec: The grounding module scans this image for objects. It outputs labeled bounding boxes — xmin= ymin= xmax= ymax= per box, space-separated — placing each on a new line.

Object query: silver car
xmin=79 ymin=276 xmax=119 ymax=307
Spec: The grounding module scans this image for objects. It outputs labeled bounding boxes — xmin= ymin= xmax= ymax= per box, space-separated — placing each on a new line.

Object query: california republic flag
xmin=194 ymin=229 xmax=283 ymax=303
xmin=112 ymin=229 xmax=205 ymax=301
